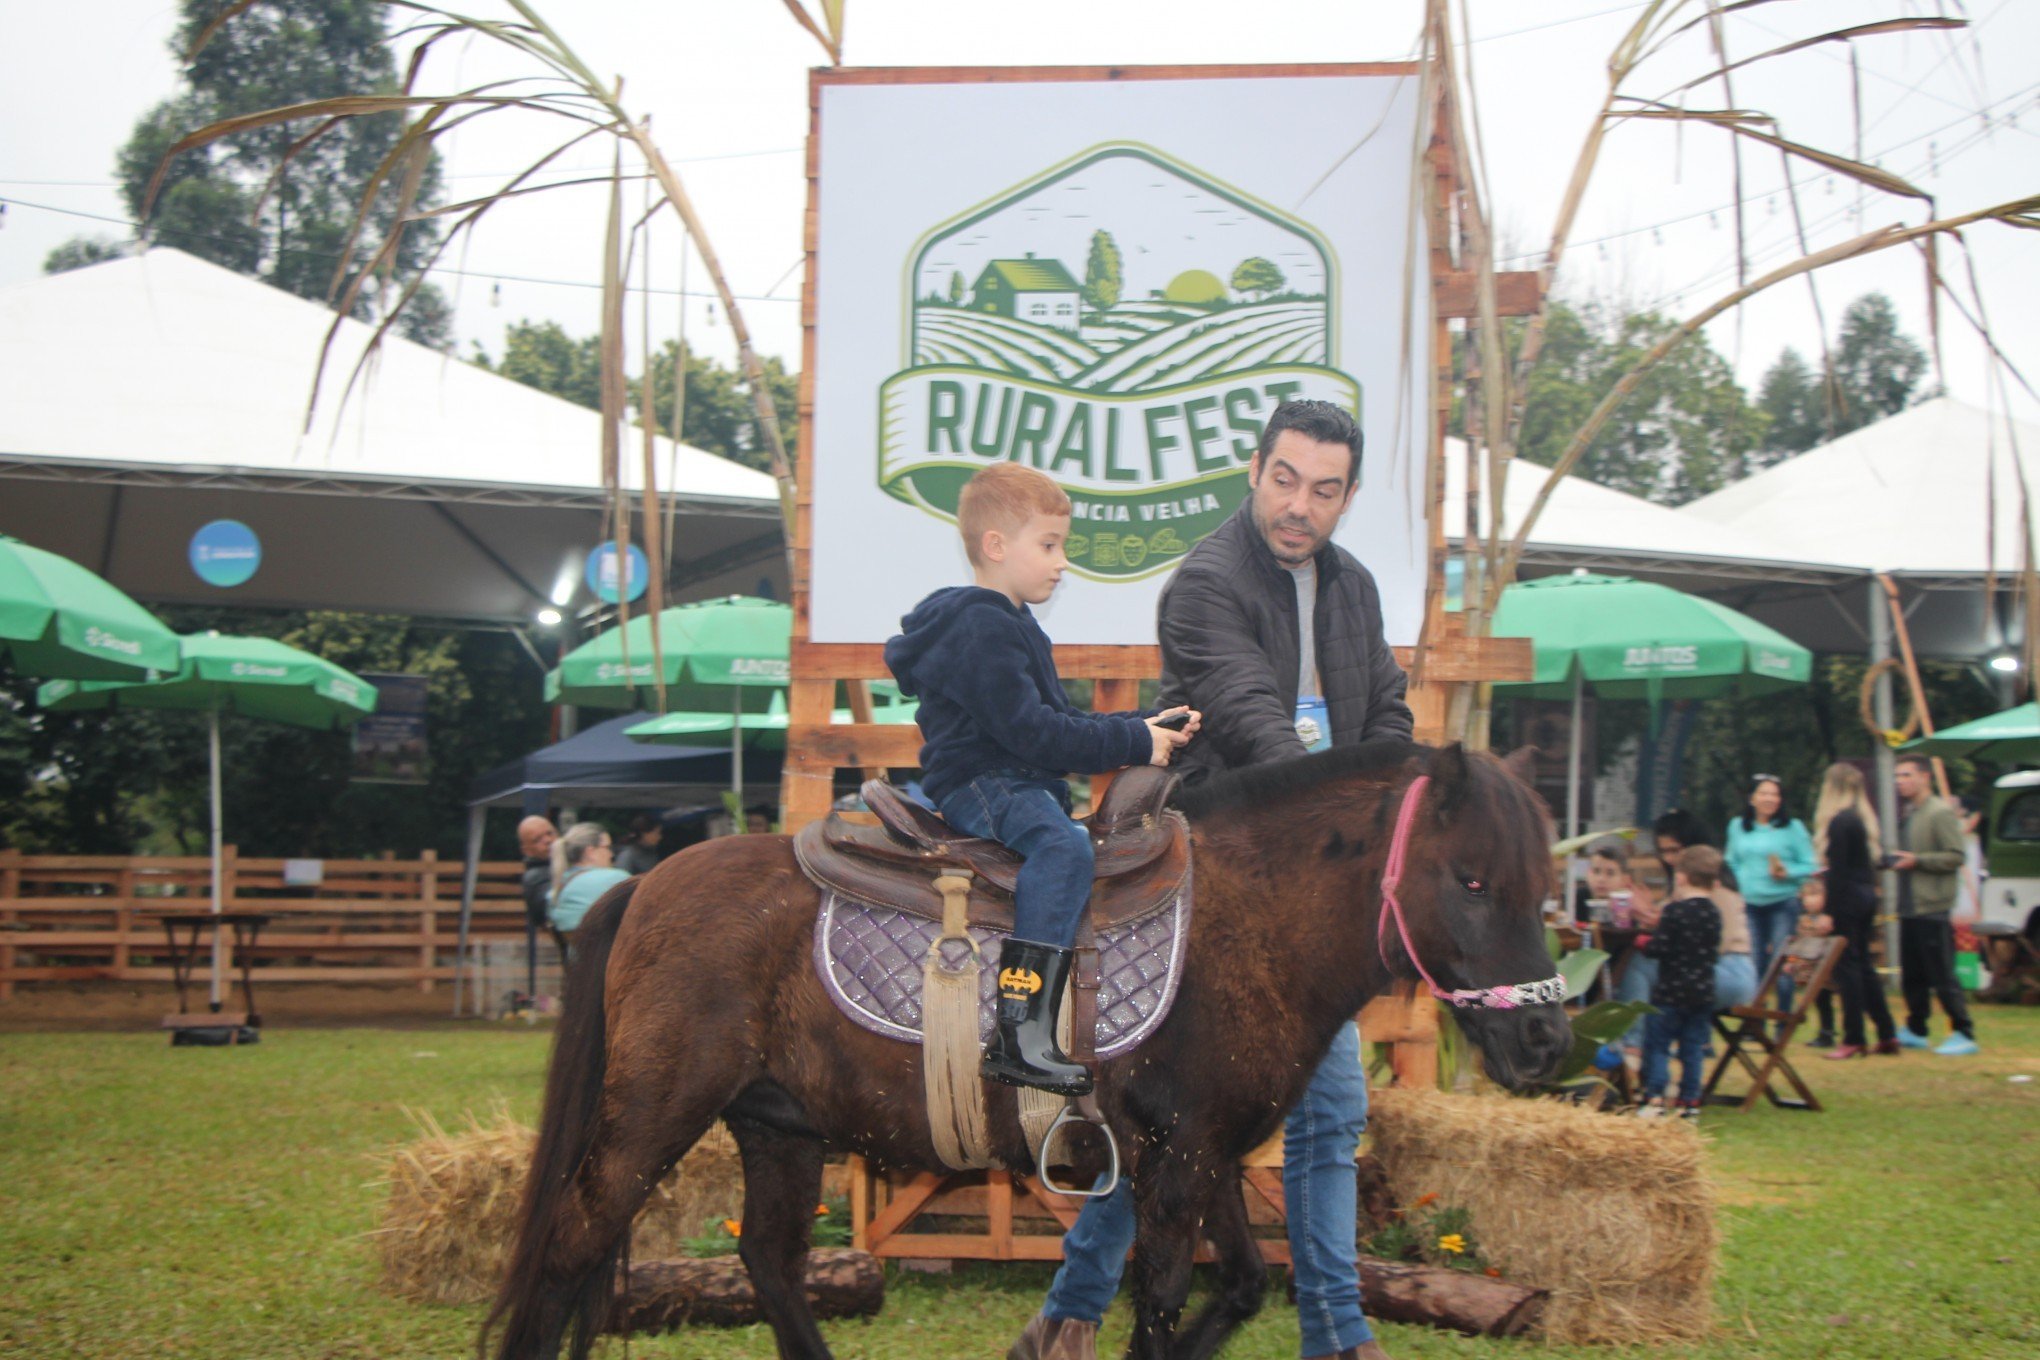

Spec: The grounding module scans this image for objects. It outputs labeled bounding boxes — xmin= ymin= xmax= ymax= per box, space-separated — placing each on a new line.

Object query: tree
xmin=50 ymin=1 xmax=453 ymax=349
xmin=1515 ymin=302 xmax=1758 ymax=503
xmin=479 ymin=320 xmax=798 ymax=476
xmin=642 ymin=343 xmax=799 ymax=475
xmin=1 ymin=607 xmax=551 ymax=859
xmin=483 ymin=320 xmax=603 ymax=413
xmin=1081 ymin=230 xmax=1122 ymax=314
xmin=42 ymin=238 xmax=127 ymax=275
xmin=1827 ymin=292 xmax=1928 ymax=435
xmin=1230 ymin=257 xmax=1286 ymax=300
xmin=1753 ymin=347 xmax=1824 ymax=465
xmin=947 ymin=270 xmax=965 ymax=306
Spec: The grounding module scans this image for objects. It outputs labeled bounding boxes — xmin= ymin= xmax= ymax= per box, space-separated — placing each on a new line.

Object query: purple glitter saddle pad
xmin=811 ymin=887 xmax=1190 ymax=1059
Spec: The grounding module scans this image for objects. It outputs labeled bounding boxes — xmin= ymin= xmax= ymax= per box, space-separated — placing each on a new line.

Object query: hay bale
xmin=1367 ymin=1088 xmax=1715 ymax=1345
xmin=373 ymin=1109 xmax=746 ymax=1305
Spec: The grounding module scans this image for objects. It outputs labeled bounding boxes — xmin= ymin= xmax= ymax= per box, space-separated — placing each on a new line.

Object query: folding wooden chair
xmin=1702 ymin=936 xmax=1846 ymax=1112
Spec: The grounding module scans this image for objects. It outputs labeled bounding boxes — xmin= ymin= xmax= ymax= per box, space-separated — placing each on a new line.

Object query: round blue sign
xmin=586 ymin=542 xmax=650 ymax=604
xmin=189 ymin=520 xmax=262 ymax=588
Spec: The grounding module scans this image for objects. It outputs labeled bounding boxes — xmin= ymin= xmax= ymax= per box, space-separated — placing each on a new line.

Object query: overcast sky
xmin=3 ymin=0 xmax=2036 ymax=425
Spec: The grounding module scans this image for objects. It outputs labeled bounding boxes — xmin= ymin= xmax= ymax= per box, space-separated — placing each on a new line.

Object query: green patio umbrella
xmin=0 ymin=534 xmax=181 ymax=680
xmin=1902 ymin=703 xmax=2040 ymax=762
xmin=1492 ymin=573 xmax=1813 ymax=894
xmin=624 ymin=686 xmax=919 ymax=751
xmin=40 ymin=633 xmax=376 ymax=1009
xmin=546 ymin=596 xmax=790 ymax=801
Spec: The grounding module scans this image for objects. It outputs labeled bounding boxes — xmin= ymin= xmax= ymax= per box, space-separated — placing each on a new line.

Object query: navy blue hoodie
xmin=884 ymin=586 xmax=1153 ymax=805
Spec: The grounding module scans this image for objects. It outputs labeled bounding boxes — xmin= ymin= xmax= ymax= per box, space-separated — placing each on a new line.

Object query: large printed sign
xmin=811 ymin=70 xmax=1429 ymax=645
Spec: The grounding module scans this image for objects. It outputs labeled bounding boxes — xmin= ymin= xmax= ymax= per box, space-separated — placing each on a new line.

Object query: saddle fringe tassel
xmin=1015 ymin=997 xmax=1070 ymax=1167
xmin=923 ymin=872 xmax=994 ymax=1170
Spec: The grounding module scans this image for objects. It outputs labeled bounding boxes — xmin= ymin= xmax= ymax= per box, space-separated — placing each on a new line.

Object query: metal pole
xmin=1565 ymin=668 xmax=1584 ymax=917
xmin=732 ymin=688 xmax=745 ymax=814
xmin=209 ymin=706 xmax=224 ymax=1012
xmin=1869 ymin=578 xmax=1901 ymax=976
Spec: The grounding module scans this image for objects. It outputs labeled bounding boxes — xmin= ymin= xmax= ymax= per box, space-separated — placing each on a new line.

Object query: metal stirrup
xmin=1035 ymin=1096 xmax=1120 ymax=1199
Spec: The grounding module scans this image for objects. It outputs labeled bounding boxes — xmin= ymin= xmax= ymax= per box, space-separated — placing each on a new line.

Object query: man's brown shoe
xmin=1305 ymin=1343 xmax=1393 ymax=1360
xmin=1008 ymin=1311 xmax=1098 ymax=1360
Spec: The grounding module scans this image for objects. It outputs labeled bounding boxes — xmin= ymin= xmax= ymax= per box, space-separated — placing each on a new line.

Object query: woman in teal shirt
xmin=1723 ymin=775 xmax=1817 ymax=1008
xmin=549 ymin=822 xmax=631 ymax=936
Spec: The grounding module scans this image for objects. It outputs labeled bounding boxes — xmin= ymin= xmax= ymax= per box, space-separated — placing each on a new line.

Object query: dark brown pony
xmin=484 ymin=741 xmax=1569 ymax=1360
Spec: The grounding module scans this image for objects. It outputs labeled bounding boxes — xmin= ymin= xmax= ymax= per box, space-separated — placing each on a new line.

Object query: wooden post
xmin=0 ymin=846 xmax=19 ymax=1000
xmin=848 ymin=1153 xmax=870 ymax=1251
xmin=113 ymin=861 xmax=137 ymax=977
xmin=986 ymin=1170 xmax=1015 ymax=1261
xmin=418 ymin=848 xmax=439 ymax=993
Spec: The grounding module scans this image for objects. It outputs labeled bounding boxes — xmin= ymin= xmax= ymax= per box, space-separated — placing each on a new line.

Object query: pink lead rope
xmin=1376 ymin=774 xmax=1568 ymax=1011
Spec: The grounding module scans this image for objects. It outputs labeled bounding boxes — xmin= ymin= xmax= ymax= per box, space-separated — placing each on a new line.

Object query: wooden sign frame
xmin=789 ymin=64 xmax=1536 ymax=1265
xmin=783 ymin=62 xmax=1533 ymax=830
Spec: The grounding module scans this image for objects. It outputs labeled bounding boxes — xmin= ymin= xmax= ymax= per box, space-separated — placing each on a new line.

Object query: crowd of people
xmin=1581 ymin=754 xmax=1983 ymax=1118
xmin=512 ymin=807 xmax=767 ymax=952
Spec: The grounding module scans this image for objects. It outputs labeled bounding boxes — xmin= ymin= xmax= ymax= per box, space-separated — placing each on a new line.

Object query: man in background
xmin=515 ymin=815 xmax=559 ymax=1006
xmin=1890 ymin=755 xmax=1979 ymax=1055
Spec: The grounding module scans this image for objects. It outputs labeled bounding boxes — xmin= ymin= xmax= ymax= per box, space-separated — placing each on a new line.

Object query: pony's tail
xmin=478 ymin=877 xmax=638 ymax=1360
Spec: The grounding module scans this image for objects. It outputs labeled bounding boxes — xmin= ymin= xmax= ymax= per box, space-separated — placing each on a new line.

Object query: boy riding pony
xmin=884 ymin=463 xmax=1197 ymax=1095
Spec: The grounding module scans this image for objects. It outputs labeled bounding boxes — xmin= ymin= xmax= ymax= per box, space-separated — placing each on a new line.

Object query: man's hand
xmin=1146 ymin=707 xmax=1198 ymax=767
xmin=1891 ymin=851 xmax=1919 ymax=871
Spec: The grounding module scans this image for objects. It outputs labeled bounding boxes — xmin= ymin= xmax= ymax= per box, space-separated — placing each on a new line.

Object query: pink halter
xmin=1376 ymin=774 xmax=1568 ymax=1011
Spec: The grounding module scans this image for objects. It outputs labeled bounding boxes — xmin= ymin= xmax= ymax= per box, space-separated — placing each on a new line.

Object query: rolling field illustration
xmin=879 ymin=144 xmax=1357 ymax=581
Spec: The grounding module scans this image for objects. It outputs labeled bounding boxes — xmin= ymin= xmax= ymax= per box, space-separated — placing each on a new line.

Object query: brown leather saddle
xmin=793 ymin=765 xmax=1188 ymax=931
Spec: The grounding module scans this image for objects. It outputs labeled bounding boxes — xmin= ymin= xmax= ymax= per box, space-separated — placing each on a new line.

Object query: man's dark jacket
xmin=1157 ymin=501 xmax=1412 ymax=783
xmin=520 ymin=858 xmax=552 ymax=930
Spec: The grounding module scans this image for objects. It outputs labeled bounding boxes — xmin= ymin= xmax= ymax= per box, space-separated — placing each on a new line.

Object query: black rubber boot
xmin=983 ymin=938 xmax=1092 ymax=1096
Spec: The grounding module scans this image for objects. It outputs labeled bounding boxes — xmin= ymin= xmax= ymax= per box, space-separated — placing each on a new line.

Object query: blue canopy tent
xmin=452 ymin=713 xmax=785 ymax=1014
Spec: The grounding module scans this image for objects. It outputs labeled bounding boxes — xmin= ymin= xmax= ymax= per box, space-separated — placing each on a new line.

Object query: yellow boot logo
xmin=998 ymin=967 xmax=1043 ymax=999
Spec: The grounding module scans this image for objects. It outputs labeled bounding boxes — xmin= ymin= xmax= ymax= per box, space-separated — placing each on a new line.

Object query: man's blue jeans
xmin=938 ymin=774 xmax=1094 ymax=947
xmin=1042 ymin=1022 xmax=1374 ymax=1356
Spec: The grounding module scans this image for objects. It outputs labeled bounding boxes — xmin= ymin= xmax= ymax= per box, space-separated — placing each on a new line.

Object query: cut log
xmin=606 ymin=1248 xmax=885 ymax=1333
xmin=1356 ymin=1254 xmax=1547 ymax=1338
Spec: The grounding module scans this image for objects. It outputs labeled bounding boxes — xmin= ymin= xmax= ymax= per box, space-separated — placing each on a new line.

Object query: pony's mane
xmin=1172 ymin=739 xmax=1428 ymax=822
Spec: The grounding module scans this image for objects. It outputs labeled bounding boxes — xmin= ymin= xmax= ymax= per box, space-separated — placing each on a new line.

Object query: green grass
xmin=2 ymin=1008 xmax=2036 ymax=1359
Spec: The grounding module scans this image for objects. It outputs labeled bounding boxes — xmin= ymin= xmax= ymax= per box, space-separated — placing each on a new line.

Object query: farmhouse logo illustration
xmin=877 ymin=145 xmax=1360 ymax=580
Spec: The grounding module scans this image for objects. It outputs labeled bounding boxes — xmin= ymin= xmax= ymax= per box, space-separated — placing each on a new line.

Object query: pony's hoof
xmin=1007 ymin=1311 xmax=1098 ymax=1360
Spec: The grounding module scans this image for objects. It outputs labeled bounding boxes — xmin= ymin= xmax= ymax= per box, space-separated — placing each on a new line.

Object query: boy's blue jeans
xmin=1641 ymin=1005 xmax=1713 ymax=1103
xmin=1041 ymin=1022 xmax=1374 ymax=1357
xmin=937 ymin=774 xmax=1094 ymax=946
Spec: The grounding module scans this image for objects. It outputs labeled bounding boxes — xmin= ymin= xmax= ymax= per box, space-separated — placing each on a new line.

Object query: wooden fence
xmin=0 ymin=848 xmax=528 ymax=999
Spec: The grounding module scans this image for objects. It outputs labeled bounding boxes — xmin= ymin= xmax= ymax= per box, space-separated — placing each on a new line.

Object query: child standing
xmin=1793 ymin=872 xmax=1840 ymax=1046
xmin=884 ymin=463 xmax=1197 ymax=1095
xmin=1639 ymin=845 xmax=1725 ymax=1119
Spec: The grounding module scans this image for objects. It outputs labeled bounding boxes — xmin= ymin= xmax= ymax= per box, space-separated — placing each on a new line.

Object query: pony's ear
xmin=1501 ymin=745 xmax=1540 ymax=785
xmin=1430 ymin=742 xmax=1471 ymax=819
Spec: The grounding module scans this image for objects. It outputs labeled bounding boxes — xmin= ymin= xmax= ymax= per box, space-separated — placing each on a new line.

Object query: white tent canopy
xmin=1443 ymin=439 xmax=1860 ymax=584
xmin=1442 ymin=402 xmax=2027 ymax=661
xmin=1684 ymin=397 xmax=2039 ymax=578
xmin=1682 ymin=398 xmax=2037 ymax=657
xmin=0 ymin=249 xmax=783 ymax=622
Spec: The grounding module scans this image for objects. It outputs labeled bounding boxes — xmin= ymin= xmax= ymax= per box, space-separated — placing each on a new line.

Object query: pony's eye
xmin=1459 ymin=876 xmax=1488 ymax=896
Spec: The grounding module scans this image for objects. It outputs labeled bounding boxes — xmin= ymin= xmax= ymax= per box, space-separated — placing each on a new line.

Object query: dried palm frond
xmin=148 ymin=1 xmax=806 ymax=604
xmin=1417 ymin=0 xmax=2027 ymax=745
